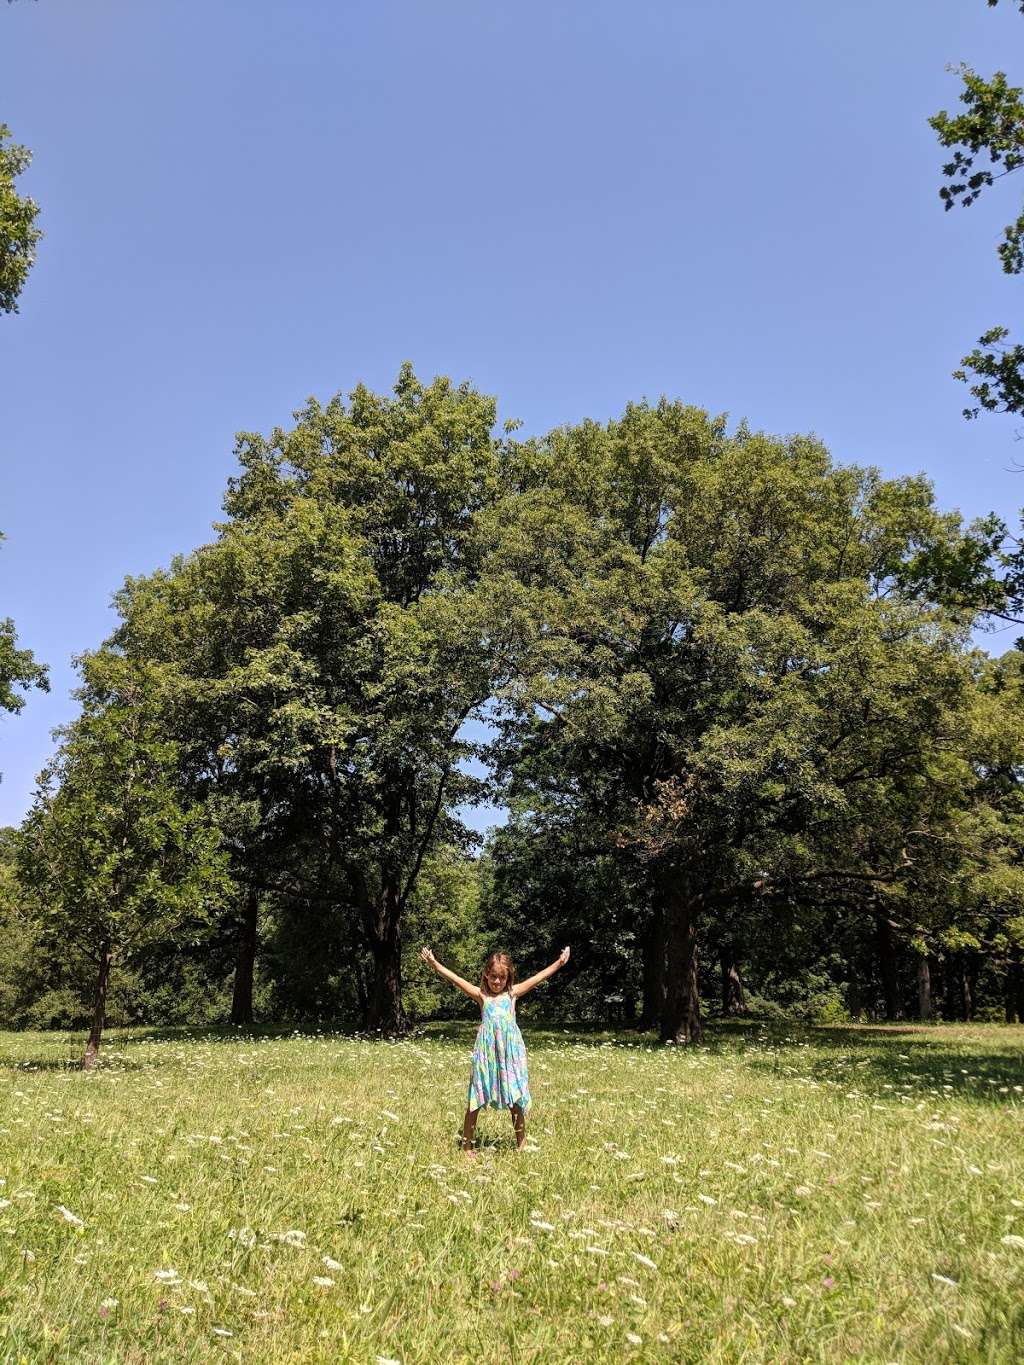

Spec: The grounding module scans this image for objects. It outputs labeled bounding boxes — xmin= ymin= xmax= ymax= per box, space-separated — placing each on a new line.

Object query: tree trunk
xmin=917 ymin=956 xmax=933 ymax=1022
xmin=230 ymin=885 xmax=260 ymax=1026
xmin=366 ymin=884 xmax=405 ymax=1034
xmin=639 ymin=910 xmax=666 ymax=1031
xmin=962 ymin=954 xmax=974 ymax=1022
xmin=660 ymin=887 xmax=702 ymax=1045
xmin=942 ymin=955 xmax=958 ymax=1023
xmin=720 ymin=940 xmax=746 ymax=1016
xmin=82 ymin=946 xmax=113 ymax=1071
xmin=353 ymin=953 xmax=368 ymax=1022
xmin=1005 ymin=948 xmax=1023 ymax=1024
xmin=846 ymin=970 xmax=862 ymax=1021
xmin=875 ymin=912 xmax=901 ymax=1021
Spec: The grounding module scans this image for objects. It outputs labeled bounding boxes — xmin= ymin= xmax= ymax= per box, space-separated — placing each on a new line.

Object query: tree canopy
xmin=0 ymin=123 xmax=40 ymax=315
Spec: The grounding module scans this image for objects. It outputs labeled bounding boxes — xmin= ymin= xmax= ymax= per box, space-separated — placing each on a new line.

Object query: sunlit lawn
xmin=0 ymin=1018 xmax=1022 ymax=1363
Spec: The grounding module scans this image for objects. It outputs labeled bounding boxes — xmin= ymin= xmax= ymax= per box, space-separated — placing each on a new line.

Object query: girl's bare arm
xmin=420 ymin=947 xmax=482 ymax=1003
xmin=513 ymin=946 xmax=571 ymax=999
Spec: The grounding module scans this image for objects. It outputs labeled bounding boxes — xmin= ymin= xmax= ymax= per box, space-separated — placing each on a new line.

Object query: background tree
xmin=931 ymin=2 xmax=1024 ymax=417
xmin=19 ymin=653 xmax=228 ymax=1067
xmin=0 ymin=533 xmax=48 ymax=777
xmin=482 ymin=401 xmax=997 ymax=1042
xmin=111 ymin=366 xmax=499 ymax=1033
xmin=0 ymin=123 xmax=40 ymax=314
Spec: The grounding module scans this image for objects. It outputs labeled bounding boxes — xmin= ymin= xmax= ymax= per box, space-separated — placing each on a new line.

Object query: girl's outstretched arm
xmin=513 ymin=946 xmax=570 ymax=999
xmin=420 ymin=947 xmax=483 ymax=1003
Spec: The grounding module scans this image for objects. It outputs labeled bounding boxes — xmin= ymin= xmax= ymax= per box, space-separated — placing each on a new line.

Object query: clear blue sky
xmin=1 ymin=0 xmax=1022 ymax=833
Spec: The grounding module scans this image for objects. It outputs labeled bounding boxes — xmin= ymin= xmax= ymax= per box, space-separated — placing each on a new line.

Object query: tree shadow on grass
xmin=735 ymin=1020 xmax=1024 ymax=1107
xmin=416 ymin=1016 xmax=668 ymax=1050
xmin=0 ymin=1049 xmax=153 ymax=1073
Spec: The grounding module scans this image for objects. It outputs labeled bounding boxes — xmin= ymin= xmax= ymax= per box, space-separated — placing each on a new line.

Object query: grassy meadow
xmin=0 ymin=1019 xmax=1022 ymax=1363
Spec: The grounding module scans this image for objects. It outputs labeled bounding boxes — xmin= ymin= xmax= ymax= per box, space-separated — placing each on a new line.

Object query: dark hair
xmin=479 ymin=951 xmax=516 ymax=996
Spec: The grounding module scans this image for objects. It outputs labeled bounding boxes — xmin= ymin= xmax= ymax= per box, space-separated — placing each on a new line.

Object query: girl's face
xmin=485 ymin=965 xmax=508 ymax=994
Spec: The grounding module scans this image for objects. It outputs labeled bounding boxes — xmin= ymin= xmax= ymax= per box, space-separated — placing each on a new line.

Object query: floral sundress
xmin=467 ymin=990 xmax=531 ymax=1112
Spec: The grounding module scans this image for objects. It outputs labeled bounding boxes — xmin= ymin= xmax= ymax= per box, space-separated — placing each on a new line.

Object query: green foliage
xmin=0 ymin=123 xmax=41 ymax=314
xmin=4 ymin=367 xmax=1021 ymax=1036
xmin=19 ymin=654 xmax=230 ymax=1027
xmin=110 ymin=365 xmax=501 ymax=1030
xmin=930 ymin=10 xmax=1024 ymax=417
xmin=402 ymin=846 xmax=487 ymax=1018
xmin=0 ymin=536 xmax=48 ymax=767
xmin=952 ymin=325 xmax=1024 ymax=417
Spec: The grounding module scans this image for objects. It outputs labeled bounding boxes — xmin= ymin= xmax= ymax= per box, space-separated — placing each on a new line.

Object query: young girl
xmin=419 ymin=944 xmax=571 ymax=1154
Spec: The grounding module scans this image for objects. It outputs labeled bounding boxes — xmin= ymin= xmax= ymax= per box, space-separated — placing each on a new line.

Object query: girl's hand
xmin=558 ymin=946 xmax=571 ymax=967
xmin=420 ymin=946 xmax=437 ymax=967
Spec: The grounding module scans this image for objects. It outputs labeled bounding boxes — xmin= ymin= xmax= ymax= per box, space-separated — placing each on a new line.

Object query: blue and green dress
xmin=468 ymin=990 xmax=531 ymax=1112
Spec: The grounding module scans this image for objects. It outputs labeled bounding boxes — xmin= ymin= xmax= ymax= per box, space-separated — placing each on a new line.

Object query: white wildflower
xmin=312 ymin=1275 xmax=335 ymax=1287
xmin=632 ymin=1253 xmax=658 ymax=1270
xmin=323 ymin=1256 xmax=343 ymax=1271
xmin=55 ymin=1205 xmax=84 ymax=1227
xmin=154 ymin=1269 xmax=181 ymax=1283
xmin=1001 ymin=1234 xmax=1024 ymax=1250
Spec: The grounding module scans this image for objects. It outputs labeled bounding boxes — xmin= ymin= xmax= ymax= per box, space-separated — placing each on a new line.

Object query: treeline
xmin=2 ymin=366 xmax=1024 ymax=1063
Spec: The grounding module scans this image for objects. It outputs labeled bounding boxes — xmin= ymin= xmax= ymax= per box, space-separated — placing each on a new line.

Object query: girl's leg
xmin=511 ymin=1103 xmax=526 ymax=1151
xmin=462 ymin=1107 xmax=479 ymax=1154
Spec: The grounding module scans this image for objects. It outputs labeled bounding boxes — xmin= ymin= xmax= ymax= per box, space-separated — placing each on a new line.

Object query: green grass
xmin=0 ymin=1019 xmax=1023 ymax=1363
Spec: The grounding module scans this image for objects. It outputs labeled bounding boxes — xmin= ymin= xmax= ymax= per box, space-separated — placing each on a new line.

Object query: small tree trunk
xmin=353 ymin=952 xmax=368 ymax=1021
xmin=638 ymin=910 xmax=666 ymax=1031
xmin=846 ymin=970 xmax=862 ymax=1021
xmin=366 ymin=885 xmax=405 ymax=1034
xmin=1005 ymin=948 xmax=1023 ymax=1024
xmin=933 ymin=955 xmax=950 ymax=1021
xmin=944 ymin=955 xmax=961 ymax=1021
xmin=961 ymin=955 xmax=974 ymax=1022
xmin=82 ymin=945 xmax=113 ymax=1071
xmin=660 ymin=888 xmax=702 ymax=1045
xmin=875 ymin=912 xmax=901 ymax=1021
xmin=917 ymin=956 xmax=933 ymax=1021
xmin=230 ymin=885 xmax=260 ymax=1026
xmin=720 ymin=940 xmax=746 ymax=1016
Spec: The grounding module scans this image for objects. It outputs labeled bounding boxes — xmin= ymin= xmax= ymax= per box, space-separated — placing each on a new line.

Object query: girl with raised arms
xmin=419 ymin=945 xmax=571 ymax=1154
